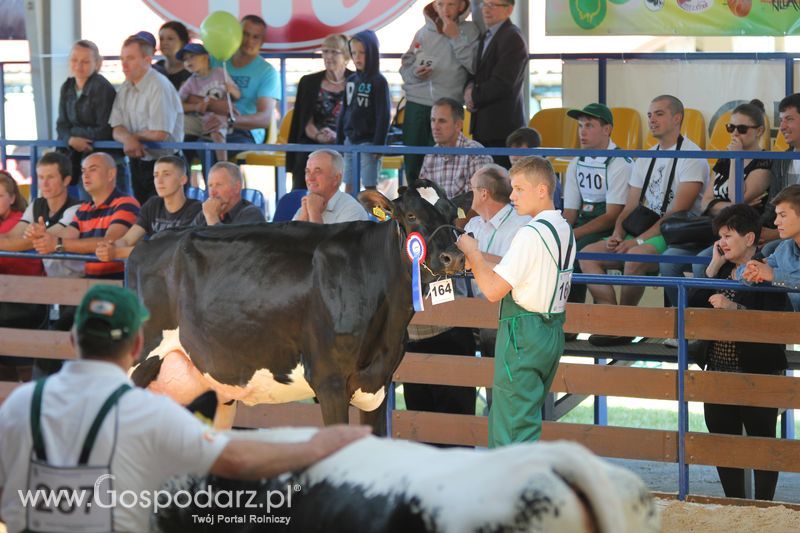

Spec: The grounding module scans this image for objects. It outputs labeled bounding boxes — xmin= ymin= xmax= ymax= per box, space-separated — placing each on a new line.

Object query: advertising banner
xmin=547 ymin=1 xmax=800 ymax=36
xmin=144 ymin=0 xmax=416 ymax=51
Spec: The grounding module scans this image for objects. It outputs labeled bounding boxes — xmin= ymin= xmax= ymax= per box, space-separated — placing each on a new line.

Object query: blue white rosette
xmin=405 ymin=232 xmax=427 ymax=312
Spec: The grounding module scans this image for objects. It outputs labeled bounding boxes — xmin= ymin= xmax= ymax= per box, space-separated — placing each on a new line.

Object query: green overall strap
xmin=78 ymin=384 xmax=132 ymax=465
xmin=30 ymin=378 xmax=48 ymax=461
xmin=536 ymin=219 xmax=575 ymax=271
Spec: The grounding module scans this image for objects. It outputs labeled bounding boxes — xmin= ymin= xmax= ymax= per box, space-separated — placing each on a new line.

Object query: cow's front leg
xmin=313 ymin=376 xmax=350 ymax=426
xmin=213 ymin=399 xmax=237 ymax=430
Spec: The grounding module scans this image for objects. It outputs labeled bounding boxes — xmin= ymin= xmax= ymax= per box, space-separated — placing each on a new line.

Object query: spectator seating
xmin=272 ymin=189 xmax=307 ymax=222
xmin=186 ymin=185 xmax=207 ymax=201
xmin=242 ymin=187 xmax=267 ymax=216
xmin=644 ymin=107 xmax=706 ymax=149
xmin=236 ymin=108 xmax=294 ymax=168
xmin=529 ymin=107 xmax=578 ymax=174
xmin=610 ymin=107 xmax=642 ymax=150
xmin=774 ymin=130 xmax=789 ymax=151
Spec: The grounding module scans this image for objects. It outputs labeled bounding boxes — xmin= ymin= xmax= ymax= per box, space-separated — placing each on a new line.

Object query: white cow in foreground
xmin=153 ymin=428 xmax=659 ymax=532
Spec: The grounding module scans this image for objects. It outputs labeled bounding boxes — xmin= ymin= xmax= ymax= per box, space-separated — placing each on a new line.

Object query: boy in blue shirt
xmin=741 ymin=184 xmax=800 ymax=310
xmin=337 ymin=30 xmax=390 ymax=190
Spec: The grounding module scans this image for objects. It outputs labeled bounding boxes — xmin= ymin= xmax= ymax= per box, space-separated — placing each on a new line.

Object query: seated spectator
xmin=761 ymin=93 xmax=800 ymax=255
xmin=338 ymin=30 xmax=390 ymax=190
xmin=193 ymin=162 xmax=265 ymax=226
xmin=506 ymin=127 xmax=563 ymax=209
xmin=400 ymin=0 xmax=479 ymax=183
xmin=0 ymin=171 xmax=45 ymax=382
xmin=661 ymin=99 xmax=772 ymax=306
xmin=294 ymin=149 xmax=369 ymax=223
xmin=741 ymin=184 xmax=800 ymax=311
xmin=562 ymin=104 xmax=632 ymax=308
xmin=0 ymin=152 xmax=81 ymax=275
xmin=287 ymin=34 xmax=353 ymax=190
xmin=28 ymin=152 xmax=140 ymax=281
xmin=418 ymin=97 xmax=493 ymax=197
xmin=205 ymin=15 xmax=279 ymax=146
xmin=153 ymin=20 xmax=192 ymax=90
xmin=692 ymin=204 xmax=788 ymax=500
xmin=96 ymin=155 xmax=201 ymax=261
xmin=56 ymin=39 xmax=117 ymax=197
xmin=579 ymin=95 xmax=709 ymax=346
xmin=177 ymin=43 xmax=241 ymax=163
xmin=110 ymin=31 xmax=183 ymax=204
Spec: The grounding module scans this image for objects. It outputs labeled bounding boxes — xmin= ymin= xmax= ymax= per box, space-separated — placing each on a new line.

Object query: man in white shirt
xmin=562 ymin=103 xmax=633 ymax=307
xmin=578 ymin=95 xmax=708 ymax=346
xmin=294 ymin=149 xmax=369 ymax=224
xmin=457 ymin=156 xmax=576 ymax=447
xmin=0 ymin=285 xmax=368 ymax=533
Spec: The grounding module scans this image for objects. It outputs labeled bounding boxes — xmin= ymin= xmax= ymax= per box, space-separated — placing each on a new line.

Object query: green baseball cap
xmin=75 ymin=285 xmax=150 ymax=341
xmin=567 ymin=103 xmax=613 ymax=126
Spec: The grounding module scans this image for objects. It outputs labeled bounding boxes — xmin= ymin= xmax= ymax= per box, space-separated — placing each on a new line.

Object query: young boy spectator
xmin=96 ymin=156 xmax=201 ymax=261
xmin=741 ymin=184 xmax=800 ymax=311
xmin=337 ymin=30 xmax=390 ymax=190
xmin=506 ymin=127 xmax=563 ymax=209
xmin=177 ymin=43 xmax=241 ymax=162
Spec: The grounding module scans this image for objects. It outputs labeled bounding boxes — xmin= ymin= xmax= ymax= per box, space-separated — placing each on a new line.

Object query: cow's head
xmin=359 ymin=180 xmax=465 ymax=276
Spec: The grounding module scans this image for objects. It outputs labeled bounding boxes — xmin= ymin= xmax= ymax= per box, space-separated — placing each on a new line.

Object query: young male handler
xmin=456 ymin=156 xmax=576 ymax=447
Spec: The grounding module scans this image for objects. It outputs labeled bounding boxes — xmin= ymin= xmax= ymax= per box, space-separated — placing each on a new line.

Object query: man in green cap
xmin=562 ymin=103 xmax=633 ymax=308
xmin=0 ymin=285 xmax=369 ymax=532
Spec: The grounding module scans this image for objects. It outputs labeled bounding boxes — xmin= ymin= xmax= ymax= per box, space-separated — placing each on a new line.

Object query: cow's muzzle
xmin=439 ymin=250 xmax=465 ymax=274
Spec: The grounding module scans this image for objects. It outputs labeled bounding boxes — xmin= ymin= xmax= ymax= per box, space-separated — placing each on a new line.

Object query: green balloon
xmin=200 ymin=11 xmax=243 ymax=61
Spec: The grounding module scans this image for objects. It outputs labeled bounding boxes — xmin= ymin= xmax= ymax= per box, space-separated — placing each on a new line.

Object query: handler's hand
xmin=456 ymin=233 xmax=479 ymax=255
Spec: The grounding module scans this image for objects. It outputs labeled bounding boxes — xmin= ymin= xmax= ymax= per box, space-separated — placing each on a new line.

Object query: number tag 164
xmin=429 ymin=279 xmax=454 ymax=305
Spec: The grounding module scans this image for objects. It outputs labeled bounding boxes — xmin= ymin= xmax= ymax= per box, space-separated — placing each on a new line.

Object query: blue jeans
xmin=660 ymin=245 xmax=713 ymax=307
xmin=343 ymin=139 xmax=381 ymax=189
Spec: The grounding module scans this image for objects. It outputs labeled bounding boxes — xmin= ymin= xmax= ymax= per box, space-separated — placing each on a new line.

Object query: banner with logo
xmin=547 ymin=1 xmax=800 ymax=36
xmin=144 ymin=0 xmax=416 ymax=51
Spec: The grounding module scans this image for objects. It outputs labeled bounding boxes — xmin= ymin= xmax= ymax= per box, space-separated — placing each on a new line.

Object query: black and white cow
xmin=127 ymin=181 xmax=463 ymax=434
xmin=152 ymin=428 xmax=659 ymax=533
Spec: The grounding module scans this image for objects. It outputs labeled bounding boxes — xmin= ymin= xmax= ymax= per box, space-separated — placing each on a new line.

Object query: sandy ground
xmin=657 ymin=498 xmax=800 ymax=532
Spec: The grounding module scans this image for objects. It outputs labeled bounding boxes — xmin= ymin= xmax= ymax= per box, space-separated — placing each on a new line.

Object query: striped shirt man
xmin=70 ymin=189 xmax=140 ymax=277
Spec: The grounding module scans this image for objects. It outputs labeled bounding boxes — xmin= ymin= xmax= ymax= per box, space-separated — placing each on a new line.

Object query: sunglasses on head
xmin=725 ymin=123 xmax=758 ymax=134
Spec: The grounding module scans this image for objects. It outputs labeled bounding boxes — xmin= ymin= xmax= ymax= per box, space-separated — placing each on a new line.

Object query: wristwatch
xmin=635 ymin=238 xmax=645 ymax=246
xmin=55 ymin=237 xmax=64 ymax=253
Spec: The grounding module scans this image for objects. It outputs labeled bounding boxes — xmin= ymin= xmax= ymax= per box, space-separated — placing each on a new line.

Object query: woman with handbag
xmin=702 ymin=99 xmax=773 ymax=216
xmin=691 ymin=204 xmax=788 ymax=500
xmin=286 ymin=34 xmax=353 ymax=190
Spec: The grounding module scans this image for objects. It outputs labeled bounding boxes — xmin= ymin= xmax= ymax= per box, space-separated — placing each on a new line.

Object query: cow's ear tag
xmin=372 ymin=206 xmax=389 ymax=221
xmin=457 ymin=208 xmax=466 ymax=219
xmin=429 ymin=279 xmax=454 ymax=305
xmin=405 ymin=232 xmax=427 ymax=312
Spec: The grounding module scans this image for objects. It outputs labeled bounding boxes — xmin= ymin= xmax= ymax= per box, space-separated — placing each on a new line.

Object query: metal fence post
xmin=677 ymin=283 xmax=689 ymax=500
xmin=594 ymin=357 xmax=608 ymax=426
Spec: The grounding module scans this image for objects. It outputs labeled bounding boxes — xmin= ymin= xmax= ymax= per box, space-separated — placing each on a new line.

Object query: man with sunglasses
xmin=464 ymin=0 xmax=527 ymax=169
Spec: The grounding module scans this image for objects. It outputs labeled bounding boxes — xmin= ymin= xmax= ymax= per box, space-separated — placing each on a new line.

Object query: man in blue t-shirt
xmin=204 ymin=15 xmax=280 ymax=145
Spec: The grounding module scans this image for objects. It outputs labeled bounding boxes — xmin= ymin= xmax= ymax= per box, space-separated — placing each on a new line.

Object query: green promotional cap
xmin=75 ymin=285 xmax=150 ymax=341
xmin=567 ymin=103 xmax=614 ymax=126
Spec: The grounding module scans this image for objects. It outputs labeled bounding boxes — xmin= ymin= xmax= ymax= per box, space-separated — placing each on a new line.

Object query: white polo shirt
xmin=293 ymin=190 xmax=369 ymax=224
xmin=494 ymin=210 xmax=575 ymax=314
xmin=0 ymin=360 xmax=228 ymax=533
xmin=464 ymin=203 xmax=531 ymax=297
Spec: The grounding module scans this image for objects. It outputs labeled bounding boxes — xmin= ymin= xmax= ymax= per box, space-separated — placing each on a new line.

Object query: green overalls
xmin=489 ymin=219 xmax=574 ymax=448
xmin=25 ymin=378 xmax=131 ymax=533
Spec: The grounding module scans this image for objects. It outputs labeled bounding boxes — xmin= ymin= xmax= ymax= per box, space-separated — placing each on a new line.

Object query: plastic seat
xmin=185 ymin=185 xmax=207 ymax=201
xmin=272 ymin=189 xmax=307 ymax=222
xmin=236 ymin=108 xmax=294 ymax=167
xmin=242 ymin=187 xmax=266 ymax=216
xmin=644 ymin=108 xmax=706 ymax=149
xmin=529 ymin=107 xmax=577 ymax=174
xmin=463 ymin=109 xmax=472 ymax=139
xmin=774 ymin=131 xmax=790 ymax=151
xmin=609 ymin=107 xmax=642 ymax=150
xmin=382 ymin=105 xmax=406 ymax=173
